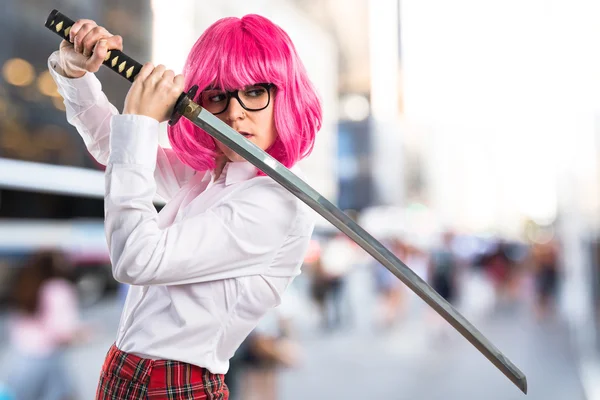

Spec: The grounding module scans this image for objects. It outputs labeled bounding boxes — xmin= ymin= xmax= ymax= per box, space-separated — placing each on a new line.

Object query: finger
xmin=86 ymin=39 xmax=109 ymax=72
xmin=105 ymin=35 xmax=124 ymax=52
xmin=81 ymin=26 xmax=111 ymax=58
xmin=73 ymin=22 xmax=97 ymax=54
xmin=135 ymin=62 xmax=155 ymax=82
xmin=162 ymin=69 xmax=175 ymax=82
xmin=159 ymin=70 xmax=177 ymax=92
xmin=174 ymin=75 xmax=185 ymax=91
xmin=68 ymin=19 xmax=96 ymax=43
xmin=148 ymin=64 xmax=166 ymax=83
xmin=71 ymin=21 xmax=97 ymax=52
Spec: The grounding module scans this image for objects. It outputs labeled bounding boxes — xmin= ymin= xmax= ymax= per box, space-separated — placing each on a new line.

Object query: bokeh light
xmin=2 ymin=58 xmax=35 ymax=87
xmin=37 ymin=71 xmax=60 ymax=97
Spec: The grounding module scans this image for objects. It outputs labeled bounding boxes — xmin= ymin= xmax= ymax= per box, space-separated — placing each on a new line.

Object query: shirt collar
xmin=222 ymin=161 xmax=258 ymax=186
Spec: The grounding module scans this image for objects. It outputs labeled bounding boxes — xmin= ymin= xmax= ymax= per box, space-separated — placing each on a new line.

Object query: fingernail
xmin=100 ymin=40 xmax=107 ymax=47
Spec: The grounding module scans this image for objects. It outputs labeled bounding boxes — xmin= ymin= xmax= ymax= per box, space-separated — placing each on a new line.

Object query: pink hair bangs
xmin=167 ymin=14 xmax=323 ymax=172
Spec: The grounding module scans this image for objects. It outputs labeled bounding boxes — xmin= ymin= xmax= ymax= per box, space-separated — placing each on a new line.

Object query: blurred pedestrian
xmin=531 ymin=234 xmax=560 ymax=320
xmin=4 ymin=250 xmax=87 ymax=400
xmin=372 ymin=237 xmax=407 ymax=329
xmin=426 ymin=231 xmax=461 ymax=338
xmin=227 ymin=289 xmax=302 ymax=400
xmin=310 ymin=233 xmax=356 ymax=330
xmin=403 ymin=239 xmax=430 ymax=319
xmin=476 ymin=239 xmax=519 ymax=310
xmin=428 ymin=232 xmax=460 ymax=307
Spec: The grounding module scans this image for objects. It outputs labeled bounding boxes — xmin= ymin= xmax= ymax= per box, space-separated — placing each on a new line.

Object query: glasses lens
xmin=239 ymin=85 xmax=270 ymax=110
xmin=201 ymin=90 xmax=228 ymax=114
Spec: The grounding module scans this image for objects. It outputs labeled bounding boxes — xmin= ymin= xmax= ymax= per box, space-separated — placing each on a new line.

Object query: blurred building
xmin=398 ymin=1 xmax=600 ymax=392
xmin=336 ymin=118 xmax=373 ymax=211
xmin=296 ymin=0 xmax=409 ymax=209
xmin=0 ymin=0 xmax=153 ymax=220
xmin=0 ymin=0 xmax=153 ymax=306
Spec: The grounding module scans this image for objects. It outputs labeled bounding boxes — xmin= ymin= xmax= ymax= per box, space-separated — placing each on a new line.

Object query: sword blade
xmin=180 ymin=101 xmax=527 ymax=394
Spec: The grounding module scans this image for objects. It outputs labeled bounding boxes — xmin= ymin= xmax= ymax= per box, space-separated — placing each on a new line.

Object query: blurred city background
xmin=1 ymin=0 xmax=600 ymax=399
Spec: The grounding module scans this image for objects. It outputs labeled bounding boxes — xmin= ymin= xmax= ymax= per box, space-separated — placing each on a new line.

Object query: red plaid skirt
xmin=95 ymin=344 xmax=229 ymax=399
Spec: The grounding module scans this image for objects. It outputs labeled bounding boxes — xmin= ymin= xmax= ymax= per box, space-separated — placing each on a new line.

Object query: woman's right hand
xmin=58 ymin=19 xmax=124 ymax=78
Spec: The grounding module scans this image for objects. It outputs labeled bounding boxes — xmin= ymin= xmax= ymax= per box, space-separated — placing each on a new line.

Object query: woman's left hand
xmin=123 ymin=63 xmax=185 ymax=123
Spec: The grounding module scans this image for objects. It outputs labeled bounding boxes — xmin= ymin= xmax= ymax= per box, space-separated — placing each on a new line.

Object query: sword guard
xmin=169 ymin=85 xmax=199 ymax=126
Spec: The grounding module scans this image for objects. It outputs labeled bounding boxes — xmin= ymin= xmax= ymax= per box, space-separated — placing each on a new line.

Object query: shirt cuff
xmin=109 ymin=114 xmax=159 ymax=168
xmin=48 ymin=51 xmax=102 ymax=106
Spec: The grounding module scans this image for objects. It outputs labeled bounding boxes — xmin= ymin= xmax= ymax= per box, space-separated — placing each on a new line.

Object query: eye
xmin=202 ymin=90 xmax=227 ymax=103
xmin=244 ymin=86 xmax=267 ymax=98
xmin=208 ymin=93 xmax=227 ymax=102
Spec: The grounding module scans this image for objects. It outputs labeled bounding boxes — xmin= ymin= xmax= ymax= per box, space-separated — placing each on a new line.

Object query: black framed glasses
xmin=199 ymin=83 xmax=275 ymax=115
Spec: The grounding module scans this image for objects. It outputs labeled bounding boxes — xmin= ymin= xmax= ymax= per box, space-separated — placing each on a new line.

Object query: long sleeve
xmin=105 ymin=115 xmax=298 ymax=286
xmin=48 ymin=51 xmax=195 ymax=201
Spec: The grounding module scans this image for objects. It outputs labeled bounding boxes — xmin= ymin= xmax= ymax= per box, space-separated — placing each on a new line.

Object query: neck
xmin=213 ymin=155 xmax=229 ymax=180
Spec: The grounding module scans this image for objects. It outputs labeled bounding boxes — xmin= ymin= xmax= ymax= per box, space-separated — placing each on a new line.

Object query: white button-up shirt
xmin=48 ymin=52 xmax=316 ymax=374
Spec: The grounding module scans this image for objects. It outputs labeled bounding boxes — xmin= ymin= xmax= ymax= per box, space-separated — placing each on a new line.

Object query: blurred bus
xmin=0 ymin=157 xmax=165 ymax=307
xmin=0 ymin=217 xmax=114 ymax=308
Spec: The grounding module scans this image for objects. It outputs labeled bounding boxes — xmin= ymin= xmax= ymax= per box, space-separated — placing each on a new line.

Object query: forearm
xmin=49 ymin=50 xmax=118 ymax=165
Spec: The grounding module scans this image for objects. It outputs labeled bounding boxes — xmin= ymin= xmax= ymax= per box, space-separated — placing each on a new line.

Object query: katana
xmin=45 ymin=9 xmax=527 ymax=394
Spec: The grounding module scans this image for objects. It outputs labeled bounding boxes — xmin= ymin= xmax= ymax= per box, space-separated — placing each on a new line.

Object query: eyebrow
xmin=202 ymin=83 xmax=269 ymax=92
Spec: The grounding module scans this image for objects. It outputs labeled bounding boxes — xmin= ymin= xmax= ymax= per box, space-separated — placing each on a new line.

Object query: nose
xmin=224 ymin=96 xmax=246 ymax=123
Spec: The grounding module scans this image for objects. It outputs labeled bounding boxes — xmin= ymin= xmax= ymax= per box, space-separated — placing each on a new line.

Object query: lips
xmin=239 ymin=131 xmax=254 ymax=138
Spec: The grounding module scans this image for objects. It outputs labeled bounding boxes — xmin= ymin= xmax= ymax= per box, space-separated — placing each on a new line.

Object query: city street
xmin=1 ymin=266 xmax=583 ymax=400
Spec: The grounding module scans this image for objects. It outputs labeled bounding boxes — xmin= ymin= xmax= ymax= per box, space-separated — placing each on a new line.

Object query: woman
xmin=5 ymin=250 xmax=84 ymax=400
xmin=48 ymin=13 xmax=322 ymax=399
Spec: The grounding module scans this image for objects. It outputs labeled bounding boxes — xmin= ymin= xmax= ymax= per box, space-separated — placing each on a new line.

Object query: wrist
xmin=58 ymin=55 xmax=86 ymax=79
xmin=64 ymin=69 xmax=86 ymax=79
xmin=59 ymin=61 xmax=86 ymax=79
xmin=122 ymin=107 xmax=163 ymax=123
xmin=122 ymin=109 xmax=160 ymax=123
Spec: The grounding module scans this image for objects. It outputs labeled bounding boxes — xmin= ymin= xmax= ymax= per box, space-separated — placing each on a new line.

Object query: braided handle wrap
xmin=45 ymin=9 xmax=143 ymax=83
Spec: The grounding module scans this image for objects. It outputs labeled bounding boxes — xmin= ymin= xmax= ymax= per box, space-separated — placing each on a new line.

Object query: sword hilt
xmin=44 ymin=9 xmax=198 ymax=126
xmin=45 ymin=9 xmax=142 ymax=83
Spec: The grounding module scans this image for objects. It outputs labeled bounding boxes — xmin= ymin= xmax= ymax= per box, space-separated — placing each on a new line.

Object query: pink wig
xmin=168 ymin=14 xmax=323 ymax=172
